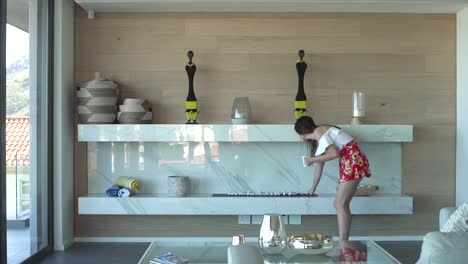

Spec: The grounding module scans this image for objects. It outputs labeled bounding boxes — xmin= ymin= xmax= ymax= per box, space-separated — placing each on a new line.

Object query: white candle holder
xmin=351 ymin=91 xmax=365 ymax=125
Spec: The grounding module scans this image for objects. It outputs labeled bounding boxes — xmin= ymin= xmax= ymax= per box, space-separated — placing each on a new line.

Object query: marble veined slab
xmin=88 ymin=142 xmax=402 ymax=195
xmin=78 ymin=194 xmax=413 ymax=215
xmin=78 ymin=124 xmax=413 ymax=142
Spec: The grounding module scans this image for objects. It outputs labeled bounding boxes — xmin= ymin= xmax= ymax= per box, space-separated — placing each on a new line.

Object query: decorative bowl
xmin=288 ymin=234 xmax=333 ymax=255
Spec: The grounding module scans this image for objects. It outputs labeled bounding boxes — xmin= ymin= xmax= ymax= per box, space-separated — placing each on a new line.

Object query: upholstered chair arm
xmin=440 ymin=207 xmax=457 ymax=231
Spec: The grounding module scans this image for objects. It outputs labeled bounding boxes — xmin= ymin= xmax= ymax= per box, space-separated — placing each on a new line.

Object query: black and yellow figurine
xmin=185 ymin=50 xmax=198 ymax=124
xmin=294 ymin=49 xmax=308 ymax=120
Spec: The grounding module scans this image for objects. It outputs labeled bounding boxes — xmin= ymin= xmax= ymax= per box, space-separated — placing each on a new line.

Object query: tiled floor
xmin=35 ymin=241 xmax=422 ymax=264
xmin=36 ymin=243 xmax=150 ymax=264
xmin=7 ymin=227 xmax=31 ymax=264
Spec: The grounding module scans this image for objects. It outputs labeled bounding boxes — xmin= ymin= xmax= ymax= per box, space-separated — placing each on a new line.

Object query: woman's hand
xmin=303 ymin=156 xmax=317 ymax=166
xmin=307 ymin=186 xmax=316 ymax=195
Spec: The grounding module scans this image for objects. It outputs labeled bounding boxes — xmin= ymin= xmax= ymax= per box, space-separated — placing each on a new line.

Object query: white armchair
xmin=417 ymin=207 xmax=468 ymax=264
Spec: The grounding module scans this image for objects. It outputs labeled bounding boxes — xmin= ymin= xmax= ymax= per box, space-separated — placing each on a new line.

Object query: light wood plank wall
xmin=74 ymin=9 xmax=456 ymax=237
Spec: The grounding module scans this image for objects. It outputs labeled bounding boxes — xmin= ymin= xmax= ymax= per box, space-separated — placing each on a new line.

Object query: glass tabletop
xmin=138 ymin=240 xmax=400 ymax=264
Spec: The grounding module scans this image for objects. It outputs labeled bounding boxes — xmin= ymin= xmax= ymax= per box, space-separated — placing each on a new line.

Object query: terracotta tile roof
xmin=6 ymin=116 xmax=30 ymax=166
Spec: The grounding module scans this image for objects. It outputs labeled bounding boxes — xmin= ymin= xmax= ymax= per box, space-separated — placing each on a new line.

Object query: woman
xmin=295 ymin=116 xmax=371 ymax=241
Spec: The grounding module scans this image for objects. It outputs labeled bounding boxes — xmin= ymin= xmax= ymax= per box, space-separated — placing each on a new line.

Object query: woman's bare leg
xmin=334 ymin=178 xmax=362 ymax=241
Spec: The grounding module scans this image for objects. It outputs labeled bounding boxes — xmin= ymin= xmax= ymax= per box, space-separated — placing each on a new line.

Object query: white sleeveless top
xmin=315 ymin=127 xmax=354 ymax=156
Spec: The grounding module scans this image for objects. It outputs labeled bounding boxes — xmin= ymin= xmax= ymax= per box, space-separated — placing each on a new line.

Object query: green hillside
xmin=6 ymin=56 xmax=29 ymax=116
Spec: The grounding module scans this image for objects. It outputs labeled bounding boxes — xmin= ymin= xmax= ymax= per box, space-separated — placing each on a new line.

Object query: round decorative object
xmin=118 ymin=98 xmax=152 ymax=124
xmin=288 ymin=234 xmax=334 ymax=255
xmin=76 ymin=72 xmax=119 ymax=124
xmin=168 ymin=176 xmax=190 ymax=197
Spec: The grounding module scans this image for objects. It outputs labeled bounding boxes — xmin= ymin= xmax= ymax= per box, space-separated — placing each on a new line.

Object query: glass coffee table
xmin=138 ymin=240 xmax=401 ymax=264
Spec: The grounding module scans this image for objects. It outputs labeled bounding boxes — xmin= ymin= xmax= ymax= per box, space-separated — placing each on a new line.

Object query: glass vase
xmin=231 ymin=97 xmax=252 ymax=124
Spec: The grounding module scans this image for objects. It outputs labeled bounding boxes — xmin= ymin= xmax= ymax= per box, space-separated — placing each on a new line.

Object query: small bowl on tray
xmin=288 ymin=234 xmax=333 ymax=255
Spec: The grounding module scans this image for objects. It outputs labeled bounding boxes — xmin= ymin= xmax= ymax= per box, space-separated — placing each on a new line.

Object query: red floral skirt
xmin=340 ymin=247 xmax=368 ymax=263
xmin=338 ymin=140 xmax=371 ymax=183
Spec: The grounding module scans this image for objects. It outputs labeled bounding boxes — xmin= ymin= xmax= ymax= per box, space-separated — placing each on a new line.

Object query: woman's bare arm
xmin=307 ymin=161 xmax=325 ymax=194
xmin=306 ymin=145 xmax=340 ymax=164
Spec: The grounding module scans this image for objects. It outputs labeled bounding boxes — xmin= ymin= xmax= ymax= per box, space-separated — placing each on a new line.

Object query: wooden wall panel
xmin=74 ymin=9 xmax=456 ymax=237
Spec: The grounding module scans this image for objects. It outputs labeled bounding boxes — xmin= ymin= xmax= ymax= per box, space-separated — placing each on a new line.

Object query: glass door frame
xmin=1 ymin=0 xmax=7 ymax=262
xmin=1 ymin=0 xmax=54 ymax=263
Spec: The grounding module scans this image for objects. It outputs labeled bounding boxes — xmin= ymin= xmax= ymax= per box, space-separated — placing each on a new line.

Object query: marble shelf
xmin=78 ymin=194 xmax=413 ymax=215
xmin=78 ymin=124 xmax=413 ymax=142
xmin=74 ymin=0 xmax=466 ymax=13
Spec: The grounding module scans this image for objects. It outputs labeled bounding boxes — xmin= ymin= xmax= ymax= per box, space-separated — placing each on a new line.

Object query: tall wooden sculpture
xmin=185 ymin=50 xmax=198 ymax=124
xmin=295 ymin=49 xmax=308 ymax=120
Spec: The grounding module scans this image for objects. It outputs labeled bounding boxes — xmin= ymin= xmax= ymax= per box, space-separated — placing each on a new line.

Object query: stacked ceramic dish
xmin=77 ymin=72 xmax=119 ymax=124
xmin=118 ymin=98 xmax=152 ymax=124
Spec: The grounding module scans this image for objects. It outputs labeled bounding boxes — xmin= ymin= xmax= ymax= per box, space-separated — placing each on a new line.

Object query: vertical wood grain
xmin=74 ymin=9 xmax=456 ymax=237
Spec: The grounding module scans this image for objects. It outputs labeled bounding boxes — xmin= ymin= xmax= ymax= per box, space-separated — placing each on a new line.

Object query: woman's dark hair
xmin=294 ymin=116 xmax=318 ymax=135
xmin=295 ymin=116 xmax=319 ymax=156
xmin=294 ymin=116 xmax=341 ymax=156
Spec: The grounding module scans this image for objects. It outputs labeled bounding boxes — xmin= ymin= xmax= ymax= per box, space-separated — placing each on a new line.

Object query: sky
xmin=6 ymin=23 xmax=29 ymax=67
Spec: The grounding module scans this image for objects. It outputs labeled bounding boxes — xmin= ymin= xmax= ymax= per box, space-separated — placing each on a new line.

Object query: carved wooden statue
xmin=185 ymin=50 xmax=198 ymax=124
xmin=295 ymin=49 xmax=308 ymax=120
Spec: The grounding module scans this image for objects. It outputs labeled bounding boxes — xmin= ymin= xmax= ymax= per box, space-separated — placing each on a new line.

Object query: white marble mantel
xmin=78 ymin=194 xmax=413 ymax=215
xmin=78 ymin=124 xmax=413 ymax=142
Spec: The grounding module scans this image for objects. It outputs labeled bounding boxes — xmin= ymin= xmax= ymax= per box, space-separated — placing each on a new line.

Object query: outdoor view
xmin=6 ymin=24 xmax=29 ymax=117
xmin=6 ymin=22 xmax=31 ymax=264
